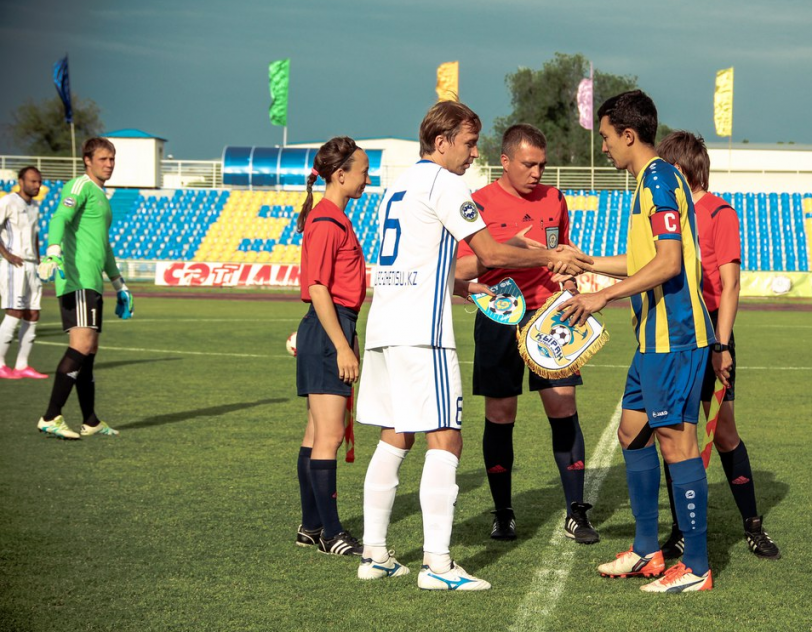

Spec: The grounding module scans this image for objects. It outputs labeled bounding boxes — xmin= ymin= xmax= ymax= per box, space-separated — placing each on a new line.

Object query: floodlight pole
xmin=589 ymin=62 xmax=594 ymax=191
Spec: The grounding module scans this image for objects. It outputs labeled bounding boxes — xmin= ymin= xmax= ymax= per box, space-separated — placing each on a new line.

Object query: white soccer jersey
xmin=365 ymin=160 xmax=485 ymax=349
xmin=0 ymin=193 xmax=40 ymax=263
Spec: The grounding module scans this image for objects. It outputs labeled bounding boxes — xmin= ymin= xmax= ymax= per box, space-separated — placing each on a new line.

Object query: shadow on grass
xmin=119 ymin=398 xmax=287 ymax=430
xmin=95 ymin=357 xmax=182 ymax=371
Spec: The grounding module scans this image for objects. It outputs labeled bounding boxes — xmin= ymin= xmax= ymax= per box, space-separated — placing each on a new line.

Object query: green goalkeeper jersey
xmin=48 ymin=174 xmax=120 ymax=297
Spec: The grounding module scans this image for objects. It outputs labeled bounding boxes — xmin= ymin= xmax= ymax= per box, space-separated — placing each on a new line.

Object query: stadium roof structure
xmin=104 ymin=128 xmax=167 ymax=141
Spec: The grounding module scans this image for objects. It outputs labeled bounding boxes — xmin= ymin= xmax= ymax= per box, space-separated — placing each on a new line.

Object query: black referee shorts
xmin=701 ymin=310 xmax=736 ymax=402
xmin=296 ymin=303 xmax=358 ymax=398
xmin=473 ymin=309 xmax=582 ymax=398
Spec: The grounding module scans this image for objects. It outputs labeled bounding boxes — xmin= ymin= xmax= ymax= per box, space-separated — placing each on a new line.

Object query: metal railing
xmin=0 ymin=155 xmax=83 ymax=181
xmin=478 ymin=165 xmax=633 ymax=191
xmin=161 ymin=160 xmax=223 ymax=189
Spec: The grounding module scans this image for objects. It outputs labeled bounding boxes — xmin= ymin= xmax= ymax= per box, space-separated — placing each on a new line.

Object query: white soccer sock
xmin=420 ymin=449 xmax=459 ymax=571
xmin=362 ymin=440 xmax=409 ymax=560
xmin=0 ymin=315 xmax=20 ymax=366
xmin=15 ymin=320 xmax=37 ymax=370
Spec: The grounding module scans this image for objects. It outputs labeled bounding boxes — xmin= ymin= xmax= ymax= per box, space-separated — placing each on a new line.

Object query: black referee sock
xmin=718 ymin=440 xmax=758 ymax=522
xmin=548 ymin=414 xmax=586 ymax=515
xmin=76 ymin=353 xmax=99 ymax=426
xmin=297 ymin=447 xmax=322 ymax=531
xmin=310 ymin=459 xmax=343 ymax=540
xmin=483 ymin=419 xmax=514 ymax=511
xmin=663 ymin=460 xmax=680 ymax=526
xmin=43 ymin=348 xmax=87 ymax=421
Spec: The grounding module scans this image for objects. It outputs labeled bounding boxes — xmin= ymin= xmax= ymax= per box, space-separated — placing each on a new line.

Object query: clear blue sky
xmin=2 ymin=0 xmax=811 ymax=159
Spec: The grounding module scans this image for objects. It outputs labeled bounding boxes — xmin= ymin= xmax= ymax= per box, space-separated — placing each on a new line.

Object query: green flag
xmin=268 ymin=58 xmax=290 ymax=127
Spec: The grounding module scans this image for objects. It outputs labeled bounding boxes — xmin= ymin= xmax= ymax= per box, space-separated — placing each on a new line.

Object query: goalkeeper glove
xmin=37 ymin=245 xmax=65 ymax=281
xmin=112 ymin=277 xmax=135 ymax=319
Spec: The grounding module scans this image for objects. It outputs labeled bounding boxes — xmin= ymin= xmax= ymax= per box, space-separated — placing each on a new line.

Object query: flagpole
xmin=70 ymin=122 xmax=76 ymax=177
xmin=283 ymin=126 xmax=287 ymax=148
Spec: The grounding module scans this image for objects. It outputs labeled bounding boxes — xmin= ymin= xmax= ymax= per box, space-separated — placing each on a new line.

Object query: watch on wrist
xmin=711 ymin=343 xmax=729 ymax=353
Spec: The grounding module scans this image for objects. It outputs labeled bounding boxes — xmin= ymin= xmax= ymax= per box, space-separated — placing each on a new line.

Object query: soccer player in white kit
xmin=0 ymin=166 xmax=48 ymax=379
xmin=356 ymin=101 xmax=593 ymax=590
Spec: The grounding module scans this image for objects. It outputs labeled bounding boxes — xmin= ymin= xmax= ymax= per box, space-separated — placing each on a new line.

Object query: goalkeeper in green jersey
xmin=36 ymin=138 xmax=134 ymax=440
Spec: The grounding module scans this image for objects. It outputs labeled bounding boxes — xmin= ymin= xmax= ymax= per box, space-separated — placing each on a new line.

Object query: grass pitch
xmin=1 ymin=293 xmax=810 ymax=631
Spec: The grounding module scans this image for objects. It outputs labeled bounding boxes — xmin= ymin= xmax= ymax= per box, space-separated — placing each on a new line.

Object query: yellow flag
xmin=714 ymin=67 xmax=734 ymax=137
xmin=436 ymin=61 xmax=459 ymax=102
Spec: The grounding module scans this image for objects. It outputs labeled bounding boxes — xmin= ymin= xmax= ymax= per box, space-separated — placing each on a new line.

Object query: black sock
xmin=76 ymin=353 xmax=98 ymax=426
xmin=548 ymin=414 xmax=586 ymax=515
xmin=482 ymin=419 xmax=514 ymax=511
xmin=44 ymin=348 xmax=87 ymax=420
xmin=297 ymin=447 xmax=321 ymax=530
xmin=663 ymin=460 xmax=679 ymax=527
xmin=310 ymin=459 xmax=342 ymax=539
xmin=718 ymin=440 xmax=758 ymax=522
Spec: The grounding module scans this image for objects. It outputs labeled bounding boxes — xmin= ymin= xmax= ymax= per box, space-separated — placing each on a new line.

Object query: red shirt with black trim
xmin=299 ymin=198 xmax=366 ymax=312
xmin=456 ymin=181 xmax=569 ymax=309
xmin=694 ymin=192 xmax=741 ymax=312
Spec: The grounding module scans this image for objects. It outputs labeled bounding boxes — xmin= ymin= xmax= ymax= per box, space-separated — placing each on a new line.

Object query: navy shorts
xmin=622 ymin=346 xmax=709 ymax=427
xmin=701 ymin=310 xmax=735 ymax=402
xmin=296 ymin=303 xmax=358 ymax=397
xmin=473 ymin=309 xmax=582 ymax=398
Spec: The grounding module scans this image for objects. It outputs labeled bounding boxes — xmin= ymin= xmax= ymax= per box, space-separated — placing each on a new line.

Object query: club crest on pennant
xmin=518 ymin=290 xmax=609 ymax=378
xmin=470 ymin=277 xmax=526 ymax=326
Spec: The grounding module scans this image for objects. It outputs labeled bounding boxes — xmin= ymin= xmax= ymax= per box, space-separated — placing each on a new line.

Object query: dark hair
xmin=501 ymin=124 xmax=547 ymax=157
xmin=419 ymin=101 xmax=482 ymax=156
xmin=297 ymin=136 xmax=360 ymax=233
xmin=597 ymin=90 xmax=658 ymax=146
xmin=18 ymin=165 xmax=41 ymax=180
xmin=82 ymin=137 xmax=116 ymax=162
xmin=657 ymin=131 xmax=710 ymax=191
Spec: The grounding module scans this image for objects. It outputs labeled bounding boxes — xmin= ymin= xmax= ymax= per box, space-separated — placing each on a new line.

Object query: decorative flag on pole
xmin=53 ymin=55 xmax=73 ymax=124
xmin=714 ymin=67 xmax=734 ymax=137
xmin=268 ymin=58 xmax=290 ymax=127
xmin=436 ymin=61 xmax=459 ymax=102
xmin=577 ymin=77 xmax=593 ymax=130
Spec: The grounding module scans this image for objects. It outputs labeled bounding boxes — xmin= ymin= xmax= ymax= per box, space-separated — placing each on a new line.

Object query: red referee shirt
xmin=695 ymin=193 xmax=741 ymax=312
xmin=300 ymin=198 xmax=366 ymax=312
xmin=457 ymin=181 xmax=570 ymax=309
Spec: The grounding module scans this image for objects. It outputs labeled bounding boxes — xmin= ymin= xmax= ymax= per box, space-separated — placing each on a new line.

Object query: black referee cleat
xmin=490 ymin=508 xmax=517 ymax=540
xmin=318 ymin=530 xmax=363 ymax=556
xmin=744 ymin=516 xmax=781 ymax=559
xmin=295 ymin=525 xmax=322 ymax=548
xmin=564 ymin=502 xmax=600 ymax=544
xmin=661 ymin=522 xmax=685 ymax=559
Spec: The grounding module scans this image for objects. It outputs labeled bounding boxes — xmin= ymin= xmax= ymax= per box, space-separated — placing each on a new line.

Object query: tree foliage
xmin=480 ymin=53 xmax=672 ymax=167
xmin=8 ymin=95 xmax=104 ymax=156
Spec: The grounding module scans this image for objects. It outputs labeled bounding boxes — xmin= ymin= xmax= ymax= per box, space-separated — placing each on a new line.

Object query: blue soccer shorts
xmin=622 ymin=346 xmax=710 ymax=427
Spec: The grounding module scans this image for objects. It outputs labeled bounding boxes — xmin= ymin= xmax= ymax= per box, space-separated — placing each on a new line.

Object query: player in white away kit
xmin=0 ymin=166 xmax=48 ymax=379
xmin=356 ymin=101 xmax=592 ymax=590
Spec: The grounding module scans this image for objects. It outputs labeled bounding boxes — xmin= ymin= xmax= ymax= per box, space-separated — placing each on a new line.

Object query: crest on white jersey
xmin=460 ymin=201 xmax=479 ymax=222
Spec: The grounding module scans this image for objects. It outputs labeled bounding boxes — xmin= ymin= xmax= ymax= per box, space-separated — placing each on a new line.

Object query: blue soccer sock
xmin=297 ymin=447 xmax=321 ymax=531
xmin=669 ymin=457 xmax=709 ymax=576
xmin=622 ymin=444 xmax=661 ymax=556
xmin=310 ymin=459 xmax=343 ymax=540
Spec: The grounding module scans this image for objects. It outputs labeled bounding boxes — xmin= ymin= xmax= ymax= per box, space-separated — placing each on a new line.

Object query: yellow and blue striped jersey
xmin=627 ymin=158 xmax=714 ymax=353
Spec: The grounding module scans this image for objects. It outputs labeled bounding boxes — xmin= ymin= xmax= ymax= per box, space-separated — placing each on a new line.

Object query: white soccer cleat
xmin=597 ymin=546 xmax=665 ymax=578
xmin=417 ymin=562 xmax=491 ymax=591
xmin=640 ymin=562 xmax=713 ymax=593
xmin=37 ymin=416 xmax=80 ymax=440
xmin=358 ymin=551 xmax=410 ymax=580
xmin=80 ymin=421 xmax=120 ymax=437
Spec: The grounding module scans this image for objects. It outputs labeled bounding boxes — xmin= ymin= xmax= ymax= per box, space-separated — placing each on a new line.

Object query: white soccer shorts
xmin=0 ymin=260 xmax=42 ymax=310
xmin=357 ymin=345 xmax=463 ymax=433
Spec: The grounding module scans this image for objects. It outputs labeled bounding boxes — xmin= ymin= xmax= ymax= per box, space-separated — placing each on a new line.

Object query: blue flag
xmin=53 ymin=55 xmax=72 ymax=124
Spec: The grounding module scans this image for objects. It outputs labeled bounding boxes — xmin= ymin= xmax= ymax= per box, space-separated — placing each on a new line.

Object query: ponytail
xmin=297 ymin=170 xmax=319 ymax=233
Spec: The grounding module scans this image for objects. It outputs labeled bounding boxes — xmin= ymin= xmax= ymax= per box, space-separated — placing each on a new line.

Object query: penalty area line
xmin=509 ymin=398 xmax=622 ymax=632
xmin=34 ymin=340 xmax=284 ymax=360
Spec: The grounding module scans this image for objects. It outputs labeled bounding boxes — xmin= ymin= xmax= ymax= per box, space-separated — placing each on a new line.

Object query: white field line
xmin=455 ymin=360 xmax=811 ymax=371
xmin=509 ymin=399 xmax=623 ymax=632
xmin=39 ymin=318 xmax=299 ymax=326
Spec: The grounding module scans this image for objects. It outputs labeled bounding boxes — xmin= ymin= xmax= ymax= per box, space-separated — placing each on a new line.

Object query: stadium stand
xmin=0 ymin=182 xmax=806 ymax=271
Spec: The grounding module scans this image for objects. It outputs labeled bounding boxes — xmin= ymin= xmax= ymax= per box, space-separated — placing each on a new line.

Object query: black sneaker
xmin=296 ymin=524 xmax=322 ymax=547
xmin=661 ymin=522 xmax=685 ymax=559
xmin=744 ymin=516 xmax=781 ymax=559
xmin=318 ymin=530 xmax=363 ymax=556
xmin=490 ymin=508 xmax=517 ymax=540
xmin=564 ymin=502 xmax=600 ymax=544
